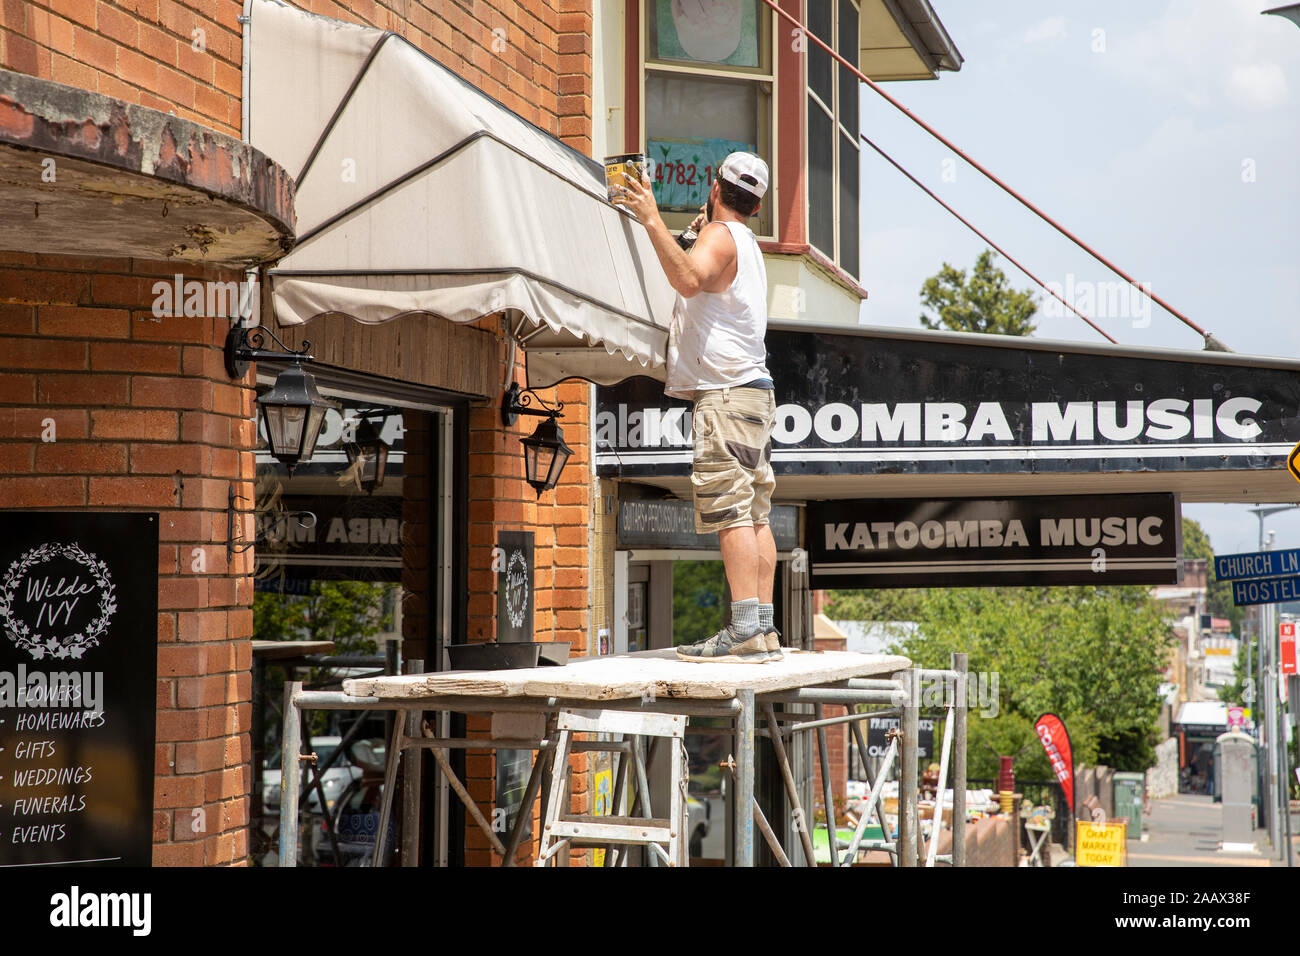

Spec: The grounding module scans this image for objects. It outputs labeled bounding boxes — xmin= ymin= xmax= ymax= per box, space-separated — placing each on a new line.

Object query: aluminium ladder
xmin=535 ymin=708 xmax=688 ymax=867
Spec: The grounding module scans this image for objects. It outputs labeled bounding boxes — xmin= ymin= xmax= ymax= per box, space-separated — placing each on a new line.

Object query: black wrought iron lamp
xmin=226 ymin=484 xmax=317 ymax=561
xmin=344 ymin=413 xmax=391 ymax=495
xmin=226 ymin=324 xmax=338 ymax=474
xmin=501 ymin=382 xmax=573 ymax=496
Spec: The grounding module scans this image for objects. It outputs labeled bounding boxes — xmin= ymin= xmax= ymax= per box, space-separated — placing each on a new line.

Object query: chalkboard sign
xmin=866 ymin=716 xmax=934 ymax=761
xmin=0 ymin=512 xmax=158 ymax=867
xmin=496 ymin=531 xmax=534 ymax=644
xmin=495 ymin=748 xmax=532 ymax=843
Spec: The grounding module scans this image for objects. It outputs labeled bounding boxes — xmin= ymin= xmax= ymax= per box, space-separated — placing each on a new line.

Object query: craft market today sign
xmin=1075 ymin=820 xmax=1128 ymax=867
xmin=593 ymin=328 xmax=1300 ymax=499
xmin=0 ymin=512 xmax=158 ymax=867
xmin=807 ymin=494 xmax=1180 ymax=589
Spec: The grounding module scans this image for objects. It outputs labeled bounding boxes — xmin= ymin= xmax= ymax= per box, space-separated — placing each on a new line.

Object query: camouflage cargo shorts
xmin=690 ymin=386 xmax=777 ymax=534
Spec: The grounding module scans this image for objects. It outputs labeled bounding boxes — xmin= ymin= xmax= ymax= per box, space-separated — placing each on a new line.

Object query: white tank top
xmin=664 ymin=220 xmax=770 ymax=400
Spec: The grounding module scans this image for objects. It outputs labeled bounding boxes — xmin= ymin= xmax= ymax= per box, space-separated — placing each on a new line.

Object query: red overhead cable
xmin=859 ymin=133 xmax=1118 ymax=343
xmin=758 ymin=0 xmax=1222 ymax=348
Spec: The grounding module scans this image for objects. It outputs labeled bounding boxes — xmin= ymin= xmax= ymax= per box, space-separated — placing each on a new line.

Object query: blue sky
xmin=855 ymin=0 xmax=1300 ymax=556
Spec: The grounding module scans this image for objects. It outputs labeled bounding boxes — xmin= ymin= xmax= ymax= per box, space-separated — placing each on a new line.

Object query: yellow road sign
xmin=1288 ymin=441 xmax=1300 ymax=485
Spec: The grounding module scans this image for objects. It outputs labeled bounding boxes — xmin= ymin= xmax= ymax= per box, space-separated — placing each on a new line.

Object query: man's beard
xmin=706 ymin=197 xmax=715 ymax=222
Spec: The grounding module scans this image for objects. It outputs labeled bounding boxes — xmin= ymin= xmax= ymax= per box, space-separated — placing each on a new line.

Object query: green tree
xmin=1218 ymin=638 xmax=1255 ymax=710
xmin=1181 ymin=516 xmax=1242 ymax=636
xmin=672 ymin=560 xmax=726 ymax=644
xmin=919 ymin=249 xmax=1038 ymax=336
xmin=824 ymin=587 xmax=926 ymax=623
xmin=835 ymin=585 xmax=1172 ymax=773
xmin=254 ymin=580 xmax=395 ymax=740
xmin=253 ymin=580 xmax=393 ymax=655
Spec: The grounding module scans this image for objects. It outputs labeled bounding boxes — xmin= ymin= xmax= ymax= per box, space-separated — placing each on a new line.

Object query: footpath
xmin=1124 ymin=794 xmax=1276 ymax=868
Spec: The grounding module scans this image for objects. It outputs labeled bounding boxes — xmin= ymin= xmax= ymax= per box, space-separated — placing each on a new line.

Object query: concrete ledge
xmin=0 ymin=68 xmax=295 ymax=264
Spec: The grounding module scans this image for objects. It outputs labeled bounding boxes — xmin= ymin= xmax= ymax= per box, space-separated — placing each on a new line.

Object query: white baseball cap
xmin=718 ymin=152 xmax=769 ymax=199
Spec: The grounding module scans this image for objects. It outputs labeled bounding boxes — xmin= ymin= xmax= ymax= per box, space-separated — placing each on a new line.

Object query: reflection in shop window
xmin=672 ymin=559 xmax=729 ymax=861
xmin=644 ymin=0 xmax=774 ymax=238
xmin=672 ymin=559 xmax=726 ymax=645
xmin=249 ymin=392 xmax=443 ymax=865
xmin=252 ymin=398 xmax=409 ymax=656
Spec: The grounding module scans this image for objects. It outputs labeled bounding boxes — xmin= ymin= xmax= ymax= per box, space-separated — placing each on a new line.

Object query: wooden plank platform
xmin=342 ymin=648 xmax=911 ymax=702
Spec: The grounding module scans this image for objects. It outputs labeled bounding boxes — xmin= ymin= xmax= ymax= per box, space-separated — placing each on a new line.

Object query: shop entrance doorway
xmin=250 ymin=372 xmax=463 ymax=866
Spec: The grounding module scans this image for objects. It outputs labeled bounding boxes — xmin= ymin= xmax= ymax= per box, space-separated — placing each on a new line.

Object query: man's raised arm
xmin=612 ymin=174 xmax=734 ymax=298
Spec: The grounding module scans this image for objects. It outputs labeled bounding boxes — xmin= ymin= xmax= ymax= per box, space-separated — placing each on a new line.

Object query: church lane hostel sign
xmin=0 ymin=512 xmax=158 ymax=867
xmin=1213 ymin=548 xmax=1300 ymax=607
xmin=1214 ymin=548 xmax=1300 ymax=581
xmin=1230 ymin=575 xmax=1300 ymax=606
xmin=593 ymin=327 xmax=1300 ymax=502
xmin=808 ymin=493 xmax=1180 ymax=589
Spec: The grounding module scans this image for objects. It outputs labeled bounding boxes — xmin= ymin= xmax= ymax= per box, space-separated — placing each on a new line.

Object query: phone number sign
xmin=649 ymin=137 xmax=754 ymax=212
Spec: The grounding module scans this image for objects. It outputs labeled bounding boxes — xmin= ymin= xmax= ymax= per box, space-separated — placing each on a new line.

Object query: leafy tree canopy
xmin=828 ymin=585 xmax=1172 ymax=772
xmin=1181 ymin=516 xmax=1242 ymax=635
xmin=920 ymin=249 xmax=1037 ymax=336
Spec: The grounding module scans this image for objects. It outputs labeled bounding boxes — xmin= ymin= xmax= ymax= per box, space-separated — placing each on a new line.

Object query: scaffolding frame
xmin=277 ymin=654 xmax=969 ymax=867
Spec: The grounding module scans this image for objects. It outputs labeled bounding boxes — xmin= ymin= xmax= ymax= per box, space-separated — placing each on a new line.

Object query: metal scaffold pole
xmin=952 ymin=653 xmax=968 ymax=868
xmin=899 ymin=669 xmax=920 ymax=867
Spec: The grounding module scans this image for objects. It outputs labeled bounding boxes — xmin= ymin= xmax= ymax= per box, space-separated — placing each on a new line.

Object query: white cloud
xmin=1024 ymin=16 xmax=1067 ymax=44
xmin=1094 ymin=0 xmax=1300 ymax=112
xmin=1226 ymin=61 xmax=1289 ymax=110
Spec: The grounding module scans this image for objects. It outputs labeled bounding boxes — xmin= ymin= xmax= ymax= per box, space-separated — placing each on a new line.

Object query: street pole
xmin=1250 ymin=505 xmax=1297 ymax=860
xmin=1264 ymin=531 xmax=1280 ymax=859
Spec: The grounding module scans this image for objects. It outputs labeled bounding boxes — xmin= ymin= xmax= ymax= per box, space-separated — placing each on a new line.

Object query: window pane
xmin=837 ymin=0 xmax=859 ymax=139
xmin=647 ymin=72 xmax=772 ymax=234
xmin=807 ymin=0 xmax=833 ymax=105
xmin=808 ymin=96 xmax=834 ymax=257
xmin=839 ymin=133 xmax=859 ymax=279
xmin=647 ymin=0 xmax=771 ymax=72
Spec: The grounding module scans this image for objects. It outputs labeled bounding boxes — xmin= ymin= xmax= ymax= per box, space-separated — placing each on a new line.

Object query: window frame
xmin=638 ymin=0 xmax=780 ymax=241
xmin=805 ymin=0 xmax=861 ymax=277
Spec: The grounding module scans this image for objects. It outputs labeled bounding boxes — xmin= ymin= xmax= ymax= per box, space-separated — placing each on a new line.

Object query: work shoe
xmin=676 ymin=626 xmax=769 ymax=664
xmin=762 ymin=630 xmax=784 ymax=662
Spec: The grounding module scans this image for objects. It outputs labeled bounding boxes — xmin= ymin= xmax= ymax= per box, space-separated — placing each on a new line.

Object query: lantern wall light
xmin=501 ymin=382 xmax=573 ymax=497
xmin=344 ymin=411 xmax=391 ymax=495
xmin=226 ymin=323 xmax=338 ymax=474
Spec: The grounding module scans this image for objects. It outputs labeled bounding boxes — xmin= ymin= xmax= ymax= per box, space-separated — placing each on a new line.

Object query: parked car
xmin=262 ymin=736 xmax=383 ymax=814
xmin=314 ymin=741 xmax=391 ymax=866
xmin=688 ymin=795 xmax=710 ymax=858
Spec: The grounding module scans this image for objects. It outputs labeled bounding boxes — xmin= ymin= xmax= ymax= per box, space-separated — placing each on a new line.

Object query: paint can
xmin=604 ymin=153 xmax=652 ymax=201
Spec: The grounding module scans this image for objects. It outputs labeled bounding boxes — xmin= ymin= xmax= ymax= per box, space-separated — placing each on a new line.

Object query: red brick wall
xmin=2 ymin=0 xmax=586 ymax=142
xmin=4 ymin=0 xmax=597 ymax=866
xmin=1 ymin=0 xmax=245 ymax=135
xmin=812 ymin=632 xmax=849 ymax=823
xmin=463 ymin=340 xmax=592 ymax=866
xmin=0 ymin=252 xmax=257 ymax=865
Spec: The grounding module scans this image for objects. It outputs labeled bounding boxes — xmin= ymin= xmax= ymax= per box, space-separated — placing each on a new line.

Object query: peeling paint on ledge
xmin=0 ymin=68 xmax=295 ymax=265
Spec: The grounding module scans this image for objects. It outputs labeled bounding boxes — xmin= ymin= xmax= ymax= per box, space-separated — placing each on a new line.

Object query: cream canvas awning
xmin=244 ymin=0 xmax=674 ymax=387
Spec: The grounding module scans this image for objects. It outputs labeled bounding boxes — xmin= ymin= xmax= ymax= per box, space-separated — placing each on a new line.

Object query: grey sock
xmin=730 ymin=598 xmax=760 ymax=637
xmin=759 ymin=604 xmax=774 ymax=631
